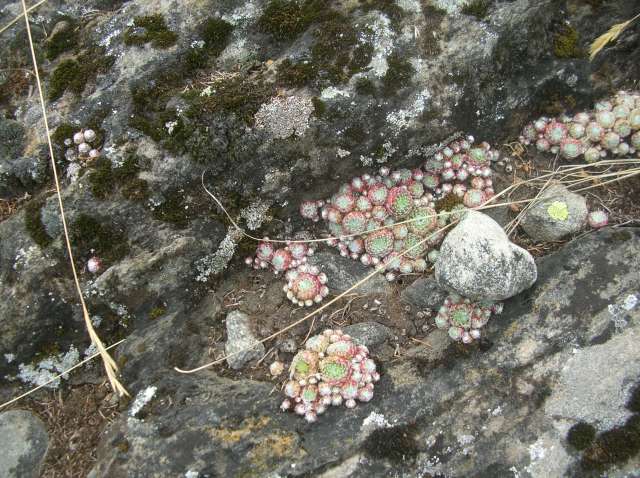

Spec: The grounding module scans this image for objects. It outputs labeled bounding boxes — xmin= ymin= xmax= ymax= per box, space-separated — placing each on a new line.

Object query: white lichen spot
xmin=254 ymin=96 xmax=313 ymax=139
xmin=195 ymin=228 xmax=243 ymax=281
xmin=13 ymin=246 xmax=42 ymax=271
xmin=386 ymin=88 xmax=431 ymax=133
xmin=361 ymin=411 xmax=391 ymax=433
xmin=623 ymin=293 xmax=638 ymax=311
xmin=528 ymin=438 xmax=546 ymax=462
xmin=165 ymin=120 xmax=179 ymax=135
xmin=320 ymin=86 xmax=351 ymax=100
xmin=336 ymin=148 xmax=351 ymax=158
xmin=4 ymin=353 xmax=15 ymax=364
xmin=240 ymin=200 xmax=271 ymax=231
xmin=129 ymin=385 xmax=158 ymax=417
xmin=360 ymin=155 xmax=373 ymax=167
xmin=222 ymin=1 xmax=262 ymax=26
xmin=364 ymin=13 xmax=394 ymax=77
xmin=185 ymin=471 xmax=199 ymax=478
xmin=17 ymin=345 xmax=80 ymax=388
xmin=457 ymin=434 xmax=475 ymax=446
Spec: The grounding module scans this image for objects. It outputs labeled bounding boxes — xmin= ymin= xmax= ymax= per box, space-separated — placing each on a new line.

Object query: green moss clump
xmin=581 ymin=415 xmax=640 ymax=471
xmin=190 ymin=77 xmax=274 ymax=124
xmin=24 ymin=199 xmax=53 ymax=248
xmin=311 ymin=96 xmax=326 ymax=116
xmin=88 ymin=157 xmax=115 ymax=199
xmin=121 ymin=177 xmax=149 ymax=201
xmin=148 ymin=306 xmax=166 ymax=320
xmin=567 ymin=422 xmax=596 ymax=450
xmin=553 ymin=26 xmax=582 ymax=59
xmin=52 ymin=123 xmax=75 ymax=147
xmin=311 ymin=12 xmax=358 ymax=84
xmin=355 ymin=77 xmax=377 ymax=96
xmin=277 ymin=59 xmax=317 ymax=87
xmin=45 ymin=18 xmax=79 ymax=60
xmin=48 ymin=50 xmax=114 ymax=101
xmin=48 ymin=59 xmax=84 ymax=100
xmin=257 ymin=0 xmax=326 ymax=41
xmin=87 ymin=154 xmax=147 ymax=200
xmin=358 ymin=0 xmax=404 ymax=29
xmin=349 ymin=44 xmax=374 ymax=74
xmin=152 ymin=194 xmax=191 ymax=228
xmin=382 ymin=53 xmax=415 ymax=95
xmin=201 ymin=18 xmax=234 ymax=56
xmin=362 ymin=423 xmax=420 ymax=462
xmin=71 ymin=214 xmax=129 ymax=265
xmin=124 ymin=14 xmax=178 ymax=49
xmin=461 ymin=0 xmax=491 ymax=19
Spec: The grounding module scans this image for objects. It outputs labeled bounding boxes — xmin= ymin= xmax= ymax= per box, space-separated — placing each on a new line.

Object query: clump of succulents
xmin=587 ymin=210 xmax=609 ymax=228
xmin=278 ymin=329 xmax=380 ymax=423
xmin=63 ymin=128 xmax=100 ymax=161
xmin=245 ymin=240 xmax=331 ymax=306
xmin=299 ymin=136 xmax=498 ymax=280
xmin=519 ymin=90 xmax=640 ymax=161
xmin=434 ymin=293 xmax=503 ymax=343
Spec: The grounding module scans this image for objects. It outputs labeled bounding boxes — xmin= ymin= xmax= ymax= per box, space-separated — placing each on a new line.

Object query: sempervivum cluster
xmin=434 ymin=293 xmax=503 ymax=344
xmin=245 ymin=239 xmax=315 ymax=274
xmin=279 ymin=329 xmax=379 ymax=423
xmin=63 ymin=128 xmax=100 ymax=161
xmin=298 ymin=136 xmax=497 ymax=280
xmin=283 ymin=264 xmax=329 ymax=306
xmin=519 ymin=91 xmax=640 ymax=161
xmin=245 ymin=240 xmax=332 ymax=306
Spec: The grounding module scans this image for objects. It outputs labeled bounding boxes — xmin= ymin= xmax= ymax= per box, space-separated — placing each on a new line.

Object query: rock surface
xmin=308 ymin=252 xmax=391 ymax=295
xmin=343 ymin=321 xmax=394 ymax=348
xmin=1 ymin=0 xmax=639 ymax=475
xmin=88 ymin=228 xmax=640 ymax=477
xmin=401 ymin=275 xmax=449 ymax=310
xmin=435 ymin=210 xmax=537 ymax=301
xmin=224 ymin=310 xmax=265 ymax=370
xmin=520 ymin=184 xmax=589 ymax=242
xmin=0 ymin=410 xmax=49 ymax=478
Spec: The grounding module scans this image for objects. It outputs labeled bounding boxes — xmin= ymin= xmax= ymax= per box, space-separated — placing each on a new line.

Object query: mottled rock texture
xmin=435 ymin=211 xmax=537 ymax=300
xmin=88 ymin=228 xmax=640 ymax=477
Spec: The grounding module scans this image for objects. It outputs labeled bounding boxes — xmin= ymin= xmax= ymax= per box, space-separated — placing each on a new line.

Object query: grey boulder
xmin=520 ymin=183 xmax=588 ymax=242
xmin=435 ymin=210 xmax=537 ymax=301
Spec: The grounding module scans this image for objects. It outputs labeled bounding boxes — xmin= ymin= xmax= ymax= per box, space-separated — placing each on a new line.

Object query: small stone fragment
xmin=224 ymin=311 xmax=265 ymax=370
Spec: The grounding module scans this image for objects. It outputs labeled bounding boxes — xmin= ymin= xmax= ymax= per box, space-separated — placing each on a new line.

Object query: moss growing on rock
xmin=45 ymin=17 xmax=79 ymax=60
xmin=48 ymin=59 xmax=84 ymax=100
xmin=277 ymin=59 xmax=317 ymax=87
xmin=358 ymin=0 xmax=404 ymax=29
xmin=581 ymin=415 xmax=640 ymax=472
xmin=152 ymin=193 xmax=191 ymax=228
xmin=362 ymin=423 xmax=420 ymax=463
xmin=382 ymin=53 xmax=415 ymax=95
xmin=24 ymin=199 xmax=53 ymax=248
xmin=567 ymin=422 xmax=596 ymax=450
xmin=70 ymin=214 xmax=129 ymax=265
xmin=355 ymin=77 xmax=377 ymax=96
xmin=311 ymin=96 xmax=326 ymax=116
xmin=257 ymin=0 xmax=327 ymax=41
xmin=311 ymin=12 xmax=358 ymax=84
xmin=124 ymin=14 xmax=178 ymax=49
xmin=553 ymin=26 xmax=582 ymax=59
xmin=201 ymin=17 xmax=234 ymax=56
xmin=461 ymin=0 xmax=491 ymax=19
xmin=87 ymin=154 xmax=146 ymax=200
xmin=48 ymin=49 xmax=114 ymax=101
